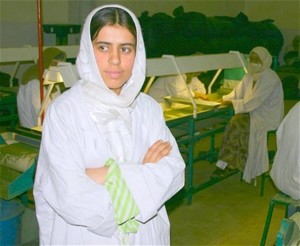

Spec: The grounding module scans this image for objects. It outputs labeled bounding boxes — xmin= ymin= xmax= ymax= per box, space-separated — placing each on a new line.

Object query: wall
xmin=87 ymin=0 xmax=299 ymax=53
xmin=0 ymin=0 xmax=70 ymax=78
xmin=1 ymin=0 xmax=298 ymax=49
xmin=0 ymin=0 xmax=70 ymax=47
xmin=0 ymin=0 xmax=299 ymax=79
xmin=243 ymin=0 xmax=300 ymax=61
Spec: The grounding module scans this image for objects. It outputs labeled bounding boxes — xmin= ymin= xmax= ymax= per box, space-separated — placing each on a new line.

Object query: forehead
xmin=96 ymin=24 xmax=136 ymax=44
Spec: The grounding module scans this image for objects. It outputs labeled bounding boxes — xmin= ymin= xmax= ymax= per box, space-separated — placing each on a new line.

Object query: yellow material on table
xmin=0 ymin=142 xmax=38 ymax=200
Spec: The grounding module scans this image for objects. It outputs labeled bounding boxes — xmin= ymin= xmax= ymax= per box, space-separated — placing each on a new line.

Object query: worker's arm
xmin=85 ymin=140 xmax=172 ymax=184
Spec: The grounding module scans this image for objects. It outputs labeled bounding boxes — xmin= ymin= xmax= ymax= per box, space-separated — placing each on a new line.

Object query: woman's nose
xmin=108 ymin=49 xmax=121 ymax=65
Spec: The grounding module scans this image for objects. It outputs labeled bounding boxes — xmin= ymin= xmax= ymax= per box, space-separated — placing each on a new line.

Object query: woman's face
xmin=249 ymin=52 xmax=262 ymax=64
xmin=248 ymin=51 xmax=264 ymax=74
xmin=92 ymin=24 xmax=136 ymax=95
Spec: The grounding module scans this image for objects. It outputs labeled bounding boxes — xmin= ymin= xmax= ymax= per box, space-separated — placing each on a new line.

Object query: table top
xmin=161 ymin=99 xmax=231 ymax=123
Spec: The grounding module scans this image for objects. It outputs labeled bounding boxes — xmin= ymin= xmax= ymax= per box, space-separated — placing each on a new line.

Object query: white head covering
xmin=76 ymin=5 xmax=146 ymax=161
xmin=250 ymin=46 xmax=272 ymax=70
xmin=76 ymin=4 xmax=146 ymax=108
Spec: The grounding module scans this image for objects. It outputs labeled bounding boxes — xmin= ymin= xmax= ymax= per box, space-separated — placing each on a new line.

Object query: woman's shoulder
xmin=263 ymin=67 xmax=279 ymax=77
xmin=135 ymin=93 xmax=165 ymax=124
xmin=136 ymin=93 xmax=163 ymax=113
xmin=138 ymin=92 xmax=160 ymax=105
xmin=48 ymin=83 xmax=82 ymax=113
xmin=261 ymin=68 xmax=281 ymax=83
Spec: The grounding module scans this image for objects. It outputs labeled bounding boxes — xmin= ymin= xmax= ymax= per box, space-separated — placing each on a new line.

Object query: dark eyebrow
xmin=122 ymin=43 xmax=136 ymax=47
xmin=94 ymin=41 xmax=136 ymax=47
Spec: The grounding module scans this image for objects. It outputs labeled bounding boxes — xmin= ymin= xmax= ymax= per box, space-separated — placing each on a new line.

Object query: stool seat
xmin=276 ymin=212 xmax=300 ymax=246
xmin=260 ymin=192 xmax=299 ymax=246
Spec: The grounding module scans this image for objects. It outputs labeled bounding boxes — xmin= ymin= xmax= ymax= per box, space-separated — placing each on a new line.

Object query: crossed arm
xmin=85 ymin=140 xmax=172 ymax=185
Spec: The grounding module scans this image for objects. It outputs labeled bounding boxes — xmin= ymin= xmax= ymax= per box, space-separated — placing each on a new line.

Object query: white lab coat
xmin=270 ymin=102 xmax=300 ymax=200
xmin=223 ymin=68 xmax=284 ymax=182
xmin=17 ymin=79 xmax=44 ymax=128
xmin=17 ymin=79 xmax=60 ymax=128
xmin=148 ymin=74 xmax=206 ymax=103
xmin=33 ymin=83 xmax=185 ymax=245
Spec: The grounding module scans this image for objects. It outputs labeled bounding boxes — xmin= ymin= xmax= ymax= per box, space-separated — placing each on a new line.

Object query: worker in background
xmin=148 ymin=71 xmax=207 ymax=103
xmin=283 ymin=35 xmax=300 ymax=67
xmin=17 ymin=47 xmax=66 ymax=128
xmin=270 ymin=101 xmax=300 ymax=200
xmin=33 ymin=5 xmax=185 ymax=245
xmin=211 ymin=46 xmax=284 ymax=183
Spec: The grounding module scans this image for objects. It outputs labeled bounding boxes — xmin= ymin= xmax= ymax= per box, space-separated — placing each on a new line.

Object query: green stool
xmin=242 ymin=130 xmax=276 ymax=196
xmin=276 ymin=212 xmax=300 ymax=246
xmin=259 ymin=149 xmax=276 ymax=197
xmin=260 ymin=192 xmax=297 ymax=246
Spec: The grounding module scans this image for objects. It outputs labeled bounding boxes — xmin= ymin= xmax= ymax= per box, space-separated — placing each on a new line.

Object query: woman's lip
xmin=105 ymin=71 xmax=122 ymax=79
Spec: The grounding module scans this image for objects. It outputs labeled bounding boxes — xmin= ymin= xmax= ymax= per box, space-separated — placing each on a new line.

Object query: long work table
xmin=0 ymin=129 xmax=40 ymax=205
xmin=163 ymin=99 xmax=234 ymax=204
xmin=0 ymin=87 xmax=19 ymax=130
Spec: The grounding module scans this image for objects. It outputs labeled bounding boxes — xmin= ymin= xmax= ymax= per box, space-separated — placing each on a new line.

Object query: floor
xmin=166 ymin=100 xmax=298 ymax=246
xmin=167 ymin=161 xmax=283 ymax=246
xmin=2 ymin=100 xmax=298 ymax=246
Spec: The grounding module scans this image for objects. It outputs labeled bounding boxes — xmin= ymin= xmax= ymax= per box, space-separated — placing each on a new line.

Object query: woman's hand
xmin=86 ymin=166 xmax=109 ymax=185
xmin=214 ymin=98 xmax=223 ymax=103
xmin=142 ymin=140 xmax=172 ymax=164
xmin=194 ymin=92 xmax=208 ymax=100
xmin=221 ymin=100 xmax=232 ymax=106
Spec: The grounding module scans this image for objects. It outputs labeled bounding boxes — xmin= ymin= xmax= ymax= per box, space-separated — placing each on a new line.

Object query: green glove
xmin=105 ymin=158 xmax=140 ymax=233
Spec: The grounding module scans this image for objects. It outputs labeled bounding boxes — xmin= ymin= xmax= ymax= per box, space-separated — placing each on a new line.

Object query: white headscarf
xmin=250 ymin=46 xmax=272 ymax=70
xmin=76 ymin=4 xmax=146 ymax=108
xmin=76 ymin=5 xmax=146 ymax=161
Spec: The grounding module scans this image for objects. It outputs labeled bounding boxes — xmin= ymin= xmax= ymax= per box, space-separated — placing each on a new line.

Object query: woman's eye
xmin=99 ymin=45 xmax=108 ymax=51
xmin=94 ymin=44 xmax=109 ymax=52
xmin=121 ymin=47 xmax=131 ymax=53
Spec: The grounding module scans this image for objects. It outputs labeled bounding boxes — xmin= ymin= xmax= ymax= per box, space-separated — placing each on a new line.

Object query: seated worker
xmin=17 ymin=47 xmax=67 ymax=128
xmin=283 ymin=35 xmax=300 ymax=67
xmin=147 ymin=71 xmax=207 ymax=103
xmin=211 ymin=46 xmax=284 ymax=183
xmin=270 ymin=102 xmax=300 ymax=200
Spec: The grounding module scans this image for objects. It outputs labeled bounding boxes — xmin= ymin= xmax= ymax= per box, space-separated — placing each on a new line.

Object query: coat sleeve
xmin=118 ymin=97 xmax=185 ymax=223
xmin=190 ymin=78 xmax=206 ymax=94
xmin=168 ymin=75 xmax=188 ymax=98
xmin=232 ymin=72 xmax=280 ymax=114
xmin=34 ymin=102 xmax=117 ymax=237
xmin=29 ymin=80 xmax=43 ymax=117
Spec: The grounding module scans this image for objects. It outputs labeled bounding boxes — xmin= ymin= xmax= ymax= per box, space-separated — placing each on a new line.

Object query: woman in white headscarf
xmin=17 ymin=47 xmax=66 ymax=128
xmin=34 ymin=5 xmax=185 ymax=245
xmin=211 ymin=46 xmax=284 ymax=183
